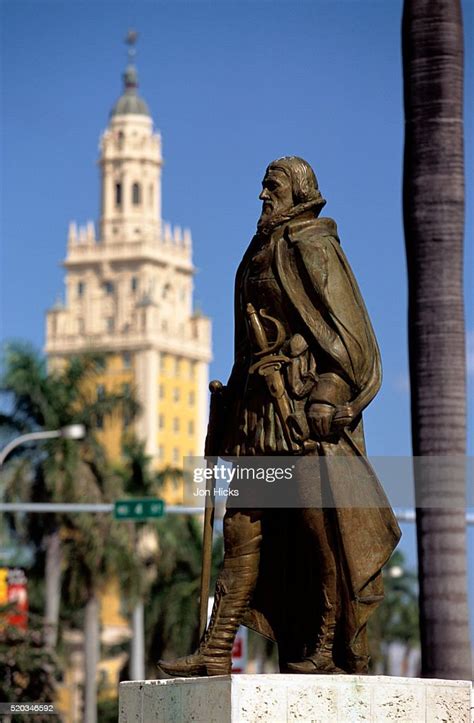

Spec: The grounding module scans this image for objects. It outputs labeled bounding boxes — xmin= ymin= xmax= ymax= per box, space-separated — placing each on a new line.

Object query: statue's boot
xmin=286 ymin=623 xmax=343 ymax=674
xmin=286 ymin=598 xmax=343 ymax=674
xmin=158 ymin=551 xmax=259 ymax=677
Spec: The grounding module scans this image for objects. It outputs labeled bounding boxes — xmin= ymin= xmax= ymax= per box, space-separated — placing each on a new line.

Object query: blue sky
xmin=1 ymin=0 xmax=473 ymax=621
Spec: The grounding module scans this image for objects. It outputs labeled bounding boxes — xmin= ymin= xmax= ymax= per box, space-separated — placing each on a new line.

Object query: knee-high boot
xmin=286 ymin=590 xmax=343 ymax=674
xmin=158 ymin=551 xmax=259 ymax=677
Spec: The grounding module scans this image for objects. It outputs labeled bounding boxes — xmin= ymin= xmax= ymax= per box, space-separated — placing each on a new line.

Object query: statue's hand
xmin=332 ymin=403 xmax=355 ymax=432
xmin=307 ymin=402 xmax=335 ymax=439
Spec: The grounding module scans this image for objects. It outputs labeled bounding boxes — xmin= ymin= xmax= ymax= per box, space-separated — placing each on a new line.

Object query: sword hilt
xmin=246 ymin=303 xmax=286 ymax=355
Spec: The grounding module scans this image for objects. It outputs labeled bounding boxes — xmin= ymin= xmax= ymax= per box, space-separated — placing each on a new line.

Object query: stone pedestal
xmin=119 ymin=674 xmax=473 ymax=722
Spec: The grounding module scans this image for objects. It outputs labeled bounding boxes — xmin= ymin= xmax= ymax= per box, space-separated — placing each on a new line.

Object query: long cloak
xmin=225 ymin=214 xmax=401 ymax=670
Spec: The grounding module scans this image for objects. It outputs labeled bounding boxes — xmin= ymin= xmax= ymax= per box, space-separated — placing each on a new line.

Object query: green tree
xmin=61 ymin=508 xmax=139 ymax=723
xmin=368 ymin=550 xmax=419 ymax=675
xmin=1 ymin=343 xmax=139 ymax=720
xmin=0 ymin=608 xmax=59 ymax=723
xmin=1 ymin=343 xmax=139 ymax=651
xmin=402 ymin=0 xmax=471 ymax=678
xmin=97 ymin=696 xmax=119 ymax=723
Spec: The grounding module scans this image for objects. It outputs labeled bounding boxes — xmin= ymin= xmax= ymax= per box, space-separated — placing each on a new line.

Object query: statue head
xmin=258 ymin=156 xmax=326 ymax=229
xmin=267 ymin=157 xmax=324 ymax=205
xmin=259 ymin=156 xmax=326 ymax=226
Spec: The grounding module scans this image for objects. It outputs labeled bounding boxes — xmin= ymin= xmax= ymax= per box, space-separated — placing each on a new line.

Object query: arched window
xmin=132 ymin=182 xmax=141 ymax=205
xmin=115 ymin=183 xmax=122 ymax=208
xmin=149 ymin=184 xmax=154 ymax=207
xmin=117 ymin=131 xmax=124 ymax=149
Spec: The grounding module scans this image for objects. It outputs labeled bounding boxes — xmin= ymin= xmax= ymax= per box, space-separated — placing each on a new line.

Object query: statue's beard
xmin=257 ymin=202 xmax=274 ymax=227
xmin=256 ymin=197 xmax=326 ymax=235
xmin=257 ymin=201 xmax=293 ymax=230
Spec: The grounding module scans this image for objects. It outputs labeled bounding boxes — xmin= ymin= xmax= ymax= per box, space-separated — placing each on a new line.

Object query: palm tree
xmin=61 ymin=505 xmax=140 ymax=723
xmin=0 ymin=342 xmax=139 ymax=650
xmin=402 ymin=0 xmax=471 ymax=678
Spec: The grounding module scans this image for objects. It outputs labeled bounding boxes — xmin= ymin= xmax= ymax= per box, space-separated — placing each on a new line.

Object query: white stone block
xmin=119 ymin=680 xmax=143 ymax=721
xmin=119 ymin=674 xmax=473 ymax=723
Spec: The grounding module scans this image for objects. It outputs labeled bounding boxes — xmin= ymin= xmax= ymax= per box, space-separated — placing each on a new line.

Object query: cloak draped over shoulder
xmin=223 ymin=213 xmax=401 ymax=669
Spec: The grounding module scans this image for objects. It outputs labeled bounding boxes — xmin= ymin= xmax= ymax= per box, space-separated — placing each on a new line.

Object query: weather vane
xmin=125 ymin=29 xmax=138 ymax=63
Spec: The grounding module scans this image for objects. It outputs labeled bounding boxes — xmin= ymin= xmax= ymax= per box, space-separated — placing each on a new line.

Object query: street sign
xmin=114 ymin=498 xmax=165 ymax=521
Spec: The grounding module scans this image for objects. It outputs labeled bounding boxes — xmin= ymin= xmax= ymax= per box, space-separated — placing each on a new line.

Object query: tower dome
xmin=110 ymin=64 xmax=150 ymax=117
xmin=110 ymin=32 xmax=150 ymax=117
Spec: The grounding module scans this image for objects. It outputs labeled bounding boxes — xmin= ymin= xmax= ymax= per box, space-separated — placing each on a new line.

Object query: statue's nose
xmin=259 ymin=188 xmax=269 ymax=200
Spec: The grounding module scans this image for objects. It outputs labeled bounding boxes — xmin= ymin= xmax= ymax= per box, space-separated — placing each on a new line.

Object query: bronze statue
xmin=159 ymin=157 xmax=401 ymax=677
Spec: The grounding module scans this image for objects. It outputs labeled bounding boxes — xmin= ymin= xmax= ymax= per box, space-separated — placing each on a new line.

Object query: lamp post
xmin=0 ymin=424 xmax=86 ymax=467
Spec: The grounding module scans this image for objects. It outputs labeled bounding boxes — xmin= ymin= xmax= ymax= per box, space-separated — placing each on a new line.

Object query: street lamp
xmin=59 ymin=424 xmax=86 ymax=440
xmin=388 ymin=565 xmax=404 ymax=579
xmin=0 ymin=424 xmax=86 ymax=467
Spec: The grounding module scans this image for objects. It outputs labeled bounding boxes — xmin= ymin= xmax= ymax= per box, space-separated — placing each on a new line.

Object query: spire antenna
xmin=125 ymin=29 xmax=139 ymax=64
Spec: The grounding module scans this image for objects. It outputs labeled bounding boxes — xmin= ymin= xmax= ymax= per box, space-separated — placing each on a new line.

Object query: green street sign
xmin=114 ymin=498 xmax=165 ymax=521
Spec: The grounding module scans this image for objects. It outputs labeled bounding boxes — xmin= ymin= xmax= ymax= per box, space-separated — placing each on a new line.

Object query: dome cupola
xmin=110 ymin=30 xmax=150 ymax=117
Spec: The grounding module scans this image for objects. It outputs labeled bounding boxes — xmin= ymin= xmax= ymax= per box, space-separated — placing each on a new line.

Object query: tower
xmin=100 ymin=52 xmax=161 ymax=244
xmin=45 ymin=36 xmax=212 ymax=467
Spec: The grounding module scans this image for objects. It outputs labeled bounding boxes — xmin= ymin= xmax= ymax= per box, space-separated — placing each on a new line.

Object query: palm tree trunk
xmin=131 ymin=599 xmax=145 ymax=679
xmin=44 ymin=530 xmax=62 ymax=649
xmin=84 ymin=592 xmax=99 ymax=723
xmin=402 ymin=0 xmax=471 ymax=679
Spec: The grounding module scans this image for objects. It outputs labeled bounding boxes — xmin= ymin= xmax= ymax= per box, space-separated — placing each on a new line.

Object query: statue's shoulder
xmin=285 ymin=216 xmax=339 ymax=247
